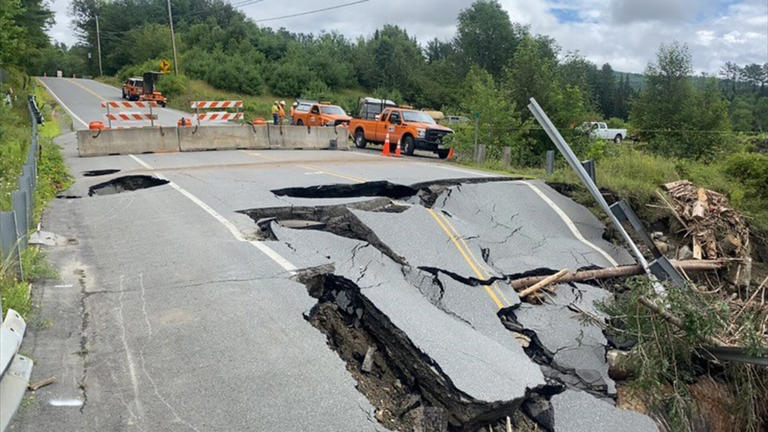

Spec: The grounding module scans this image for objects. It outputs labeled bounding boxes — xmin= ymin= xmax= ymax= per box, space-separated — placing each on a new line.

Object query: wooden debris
xmin=361 ymin=346 xmax=376 ymax=373
xmin=510 ymin=260 xmax=726 ymax=290
xmin=28 ymin=376 xmax=56 ymax=391
xmin=518 ymin=268 xmax=569 ymax=298
xmin=662 ymin=180 xmax=749 ymax=263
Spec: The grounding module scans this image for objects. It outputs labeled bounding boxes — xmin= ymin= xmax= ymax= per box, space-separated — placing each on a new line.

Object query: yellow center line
xmin=66 ymin=78 xmax=107 ymax=101
xmin=242 ymin=149 xmax=504 ymax=309
xmin=295 ymin=164 xmax=368 ymax=183
xmin=427 ymin=209 xmax=505 ymax=310
xmin=438 ymin=213 xmax=511 ymax=305
xmin=241 ymin=151 xmax=367 ymax=183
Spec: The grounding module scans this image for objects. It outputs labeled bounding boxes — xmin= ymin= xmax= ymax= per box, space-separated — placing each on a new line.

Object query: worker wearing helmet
xmin=278 ymin=101 xmax=287 ymax=125
xmin=271 ymin=101 xmax=280 ymax=125
xmin=290 ymin=102 xmax=298 ymax=125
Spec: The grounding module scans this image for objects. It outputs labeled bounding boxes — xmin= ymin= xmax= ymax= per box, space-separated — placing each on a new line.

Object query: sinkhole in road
xmin=239 ymin=198 xmax=410 ymax=265
xmin=296 ymin=269 xmax=545 ymax=432
xmin=88 ymin=175 xmax=169 ymax=196
xmin=271 ymin=176 xmax=515 ymax=208
xmin=243 ymin=178 xmax=637 ymax=430
xmin=82 ymin=169 xmax=121 ymax=177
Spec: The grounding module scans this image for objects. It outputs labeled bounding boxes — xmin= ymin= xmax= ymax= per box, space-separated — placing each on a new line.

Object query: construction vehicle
xmin=349 ymin=106 xmax=454 ymax=158
xmin=121 ymin=72 xmax=167 ymax=107
xmin=292 ymin=101 xmax=351 ymax=127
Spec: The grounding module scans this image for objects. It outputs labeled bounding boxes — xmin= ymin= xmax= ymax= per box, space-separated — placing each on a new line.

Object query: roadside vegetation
xmin=0 ymin=71 xmax=72 ymax=319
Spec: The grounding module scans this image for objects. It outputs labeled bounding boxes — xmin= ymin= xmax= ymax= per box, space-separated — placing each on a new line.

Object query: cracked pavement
xmin=15 ymin=78 xmax=657 ymax=432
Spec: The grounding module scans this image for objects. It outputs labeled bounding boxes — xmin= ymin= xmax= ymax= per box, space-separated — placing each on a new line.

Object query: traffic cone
xmin=382 ymin=133 xmax=391 ymax=156
xmin=394 ymin=138 xmax=402 ymax=157
xmin=447 ymin=148 xmax=455 ymax=160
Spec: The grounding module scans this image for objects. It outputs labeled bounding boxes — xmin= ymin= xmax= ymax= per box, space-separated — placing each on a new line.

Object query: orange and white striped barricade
xmin=101 ymin=101 xmax=158 ymax=128
xmin=190 ymin=100 xmax=244 ymax=125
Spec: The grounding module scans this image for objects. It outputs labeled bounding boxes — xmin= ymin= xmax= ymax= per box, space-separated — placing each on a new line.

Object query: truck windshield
xmin=321 ymin=105 xmax=346 ymax=115
xmin=402 ymin=111 xmax=436 ymax=124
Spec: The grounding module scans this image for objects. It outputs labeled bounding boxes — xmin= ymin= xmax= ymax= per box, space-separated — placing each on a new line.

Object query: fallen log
xmin=510 ymin=260 xmax=726 ymax=290
xmin=518 ymin=268 xmax=569 ymax=298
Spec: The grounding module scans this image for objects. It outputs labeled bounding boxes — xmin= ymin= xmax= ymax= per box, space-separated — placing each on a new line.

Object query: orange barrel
xmin=252 ymin=117 xmax=266 ymax=125
xmin=88 ymin=121 xmax=105 ymax=130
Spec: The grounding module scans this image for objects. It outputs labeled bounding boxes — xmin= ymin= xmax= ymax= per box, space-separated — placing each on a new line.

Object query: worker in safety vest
xmin=278 ymin=101 xmax=287 ymax=125
xmin=290 ymin=102 xmax=298 ymax=125
xmin=271 ymin=101 xmax=280 ymax=125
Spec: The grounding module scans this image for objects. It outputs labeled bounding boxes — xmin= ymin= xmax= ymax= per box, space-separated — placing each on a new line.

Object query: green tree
xmin=632 ymin=42 xmax=730 ymax=159
xmin=596 ymin=63 xmax=616 ymax=118
xmin=0 ymin=0 xmax=25 ymax=68
xmin=456 ymin=66 xmax=530 ymax=161
xmin=455 ymin=0 xmax=525 ymax=77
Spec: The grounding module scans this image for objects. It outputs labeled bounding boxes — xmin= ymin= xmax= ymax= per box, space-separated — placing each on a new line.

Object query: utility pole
xmin=167 ymin=0 xmax=179 ymax=75
xmin=95 ymin=15 xmax=103 ymax=76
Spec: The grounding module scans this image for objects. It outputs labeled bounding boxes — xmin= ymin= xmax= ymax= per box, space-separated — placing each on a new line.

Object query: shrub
xmin=156 ymin=74 xmax=188 ymax=98
xmin=724 ymin=152 xmax=768 ymax=197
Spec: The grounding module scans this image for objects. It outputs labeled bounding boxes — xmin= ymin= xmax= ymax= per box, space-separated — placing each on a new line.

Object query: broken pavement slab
xmin=432 ymin=180 xmax=634 ymax=274
xmin=273 ymin=224 xmax=546 ymax=428
xmin=551 ymin=390 xmax=657 ymax=432
xmin=509 ymin=283 xmax=616 ymax=395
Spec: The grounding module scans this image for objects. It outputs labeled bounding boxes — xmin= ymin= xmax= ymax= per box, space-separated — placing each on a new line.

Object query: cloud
xmin=610 ymin=0 xmax=698 ymax=23
xmin=46 ymin=0 xmax=767 ymax=74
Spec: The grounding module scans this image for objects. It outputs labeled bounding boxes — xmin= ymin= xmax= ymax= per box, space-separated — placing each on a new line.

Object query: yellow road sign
xmin=159 ymin=59 xmax=171 ymax=74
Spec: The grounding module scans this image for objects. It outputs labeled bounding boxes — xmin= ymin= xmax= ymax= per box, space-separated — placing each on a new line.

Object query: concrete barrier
xmin=268 ymin=125 xmax=349 ymax=150
xmin=77 ymin=124 xmax=350 ymax=157
xmin=178 ymin=124 xmax=269 ymax=151
xmin=77 ymin=126 xmax=180 ymax=157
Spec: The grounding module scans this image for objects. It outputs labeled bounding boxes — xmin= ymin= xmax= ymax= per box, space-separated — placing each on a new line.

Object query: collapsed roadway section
xmin=239 ymin=178 xmax=657 ymax=432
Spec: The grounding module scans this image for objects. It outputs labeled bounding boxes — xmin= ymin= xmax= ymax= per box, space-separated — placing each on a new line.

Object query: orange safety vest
xmin=278 ymin=105 xmax=286 ymax=117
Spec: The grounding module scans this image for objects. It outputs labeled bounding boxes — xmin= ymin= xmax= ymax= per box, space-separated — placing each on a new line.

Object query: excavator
xmin=121 ymin=72 xmax=167 ymax=107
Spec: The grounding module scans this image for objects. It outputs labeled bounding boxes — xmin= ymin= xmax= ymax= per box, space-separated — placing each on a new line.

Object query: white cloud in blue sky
xmin=47 ymin=0 xmax=768 ymax=73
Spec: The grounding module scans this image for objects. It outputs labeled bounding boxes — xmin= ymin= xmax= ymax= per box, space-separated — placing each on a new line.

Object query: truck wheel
xmin=354 ymin=129 xmax=367 ymax=149
xmin=121 ymin=90 xmax=126 ymax=99
xmin=296 ymin=119 xmax=303 ymax=126
xmin=437 ymin=149 xmax=450 ymax=159
xmin=402 ymin=135 xmax=415 ymax=155
xmin=614 ymin=134 xmax=623 ymax=143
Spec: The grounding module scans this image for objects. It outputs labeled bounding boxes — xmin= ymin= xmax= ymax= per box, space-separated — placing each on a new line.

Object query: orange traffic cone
xmin=382 ymin=133 xmax=391 ymax=156
xmin=394 ymin=138 xmax=402 ymax=157
xmin=447 ymin=148 xmax=455 ymax=160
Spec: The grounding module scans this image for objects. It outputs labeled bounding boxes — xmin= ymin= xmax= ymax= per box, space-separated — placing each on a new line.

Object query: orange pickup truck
xmin=293 ymin=102 xmax=352 ymax=127
xmin=349 ymin=107 xmax=454 ymax=158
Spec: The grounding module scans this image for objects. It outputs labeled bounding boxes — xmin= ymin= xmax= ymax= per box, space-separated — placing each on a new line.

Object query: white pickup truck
xmin=583 ymin=122 xmax=627 ymax=143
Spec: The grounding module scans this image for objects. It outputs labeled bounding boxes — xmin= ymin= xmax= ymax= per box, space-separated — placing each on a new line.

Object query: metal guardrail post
xmin=546 ymin=150 xmax=554 ymax=175
xmin=502 ymin=146 xmax=512 ymax=168
xmin=581 ymin=159 xmax=595 ymax=183
xmin=527 ymin=98 xmax=665 ymax=295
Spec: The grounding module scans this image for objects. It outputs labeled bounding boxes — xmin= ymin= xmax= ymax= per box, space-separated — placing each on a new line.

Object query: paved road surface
xmin=11 ymin=78 xmax=651 ymax=431
xmin=38 ymin=77 xmax=189 ymax=129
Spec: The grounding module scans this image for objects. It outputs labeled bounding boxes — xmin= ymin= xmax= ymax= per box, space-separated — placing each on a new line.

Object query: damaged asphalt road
xmin=240 ymin=178 xmax=657 ymax=431
xmin=22 ymin=80 xmax=658 ymax=432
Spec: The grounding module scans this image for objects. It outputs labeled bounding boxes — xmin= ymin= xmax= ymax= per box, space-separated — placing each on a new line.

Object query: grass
xmin=0 ymin=76 xmax=71 ymax=319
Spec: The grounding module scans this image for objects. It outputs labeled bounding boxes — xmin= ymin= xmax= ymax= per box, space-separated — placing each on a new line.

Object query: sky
xmin=47 ymin=0 xmax=768 ymax=74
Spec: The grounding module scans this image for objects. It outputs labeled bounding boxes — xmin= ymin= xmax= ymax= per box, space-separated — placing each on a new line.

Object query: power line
xmin=252 ymin=0 xmax=369 ymax=23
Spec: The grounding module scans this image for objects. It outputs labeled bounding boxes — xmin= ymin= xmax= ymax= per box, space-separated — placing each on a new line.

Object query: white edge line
xmin=36 ymin=78 xmax=88 ymax=127
xmin=523 ymin=181 xmax=619 ymax=267
xmin=128 ymin=155 xmax=298 ymax=273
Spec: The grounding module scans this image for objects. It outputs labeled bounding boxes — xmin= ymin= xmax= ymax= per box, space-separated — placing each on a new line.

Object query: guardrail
xmin=1 ymin=96 xmax=42 ymax=279
xmin=0 ymin=96 xmax=37 ymax=432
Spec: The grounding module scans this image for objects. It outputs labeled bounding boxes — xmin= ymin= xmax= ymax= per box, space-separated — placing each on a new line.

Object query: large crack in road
xmin=239 ymin=178 xmax=657 ymax=432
